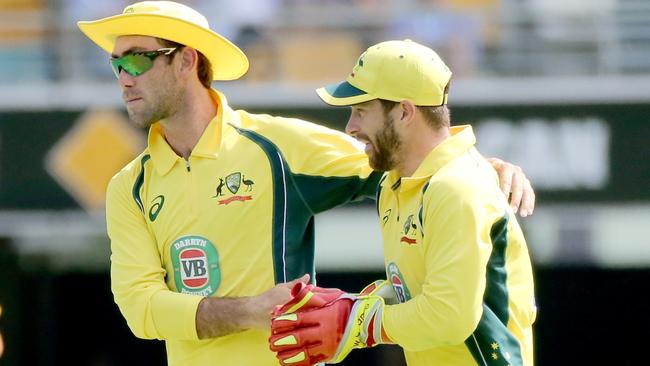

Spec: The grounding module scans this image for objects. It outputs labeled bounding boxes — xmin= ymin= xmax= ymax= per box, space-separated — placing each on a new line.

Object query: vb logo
xmin=171 ymin=235 xmax=221 ymax=296
xmin=180 ymin=249 xmax=209 ymax=288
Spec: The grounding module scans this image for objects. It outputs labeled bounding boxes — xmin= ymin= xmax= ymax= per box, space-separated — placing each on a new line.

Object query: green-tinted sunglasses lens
xmin=110 ymin=53 xmax=154 ymax=77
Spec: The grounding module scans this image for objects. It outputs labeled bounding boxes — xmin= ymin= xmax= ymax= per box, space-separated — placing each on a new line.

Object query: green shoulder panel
xmin=131 ymin=154 xmax=151 ymax=213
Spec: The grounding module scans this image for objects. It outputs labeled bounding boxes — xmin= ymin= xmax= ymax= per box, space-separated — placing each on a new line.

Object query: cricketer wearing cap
xmin=269 ymin=40 xmax=537 ymax=366
xmin=77 ymin=2 xmax=535 ymax=365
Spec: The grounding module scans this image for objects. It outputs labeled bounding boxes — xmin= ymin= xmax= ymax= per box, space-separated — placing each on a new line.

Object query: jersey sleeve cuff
xmin=151 ymin=291 xmax=203 ymax=340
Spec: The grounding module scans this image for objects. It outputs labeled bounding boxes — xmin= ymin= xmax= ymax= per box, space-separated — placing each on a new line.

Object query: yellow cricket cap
xmin=317 ymin=39 xmax=452 ymax=106
xmin=77 ymin=1 xmax=248 ymax=81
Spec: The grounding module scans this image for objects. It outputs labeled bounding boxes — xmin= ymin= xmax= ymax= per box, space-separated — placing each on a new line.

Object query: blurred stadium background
xmin=0 ymin=0 xmax=649 ymax=364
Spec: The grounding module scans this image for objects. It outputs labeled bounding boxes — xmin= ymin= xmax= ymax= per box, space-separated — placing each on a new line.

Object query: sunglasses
xmin=109 ymin=47 xmax=179 ymax=78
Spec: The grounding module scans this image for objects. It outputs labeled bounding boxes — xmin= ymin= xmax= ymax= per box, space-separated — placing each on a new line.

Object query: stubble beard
xmin=128 ymin=100 xmax=174 ymax=129
xmin=127 ymin=75 xmax=183 ymax=129
xmin=127 ymin=101 xmax=157 ymax=128
xmin=368 ymin=115 xmax=401 ymax=172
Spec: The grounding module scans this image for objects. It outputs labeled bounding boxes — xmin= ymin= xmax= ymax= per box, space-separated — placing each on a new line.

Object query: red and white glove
xmin=269 ymin=281 xmax=395 ymax=366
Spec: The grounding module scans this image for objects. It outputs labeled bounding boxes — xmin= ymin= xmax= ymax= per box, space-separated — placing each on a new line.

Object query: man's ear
xmin=399 ymin=100 xmax=417 ymax=122
xmin=179 ymin=47 xmax=198 ymax=75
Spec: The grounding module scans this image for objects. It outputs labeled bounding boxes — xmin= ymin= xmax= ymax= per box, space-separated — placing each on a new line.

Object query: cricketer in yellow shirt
xmin=106 ymin=89 xmax=378 ymax=365
xmin=269 ymin=40 xmax=536 ymax=366
xmin=378 ymin=125 xmax=536 ymax=366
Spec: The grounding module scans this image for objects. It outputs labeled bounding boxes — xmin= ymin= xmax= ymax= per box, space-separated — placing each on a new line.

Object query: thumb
xmin=288 ymin=273 xmax=310 ymax=286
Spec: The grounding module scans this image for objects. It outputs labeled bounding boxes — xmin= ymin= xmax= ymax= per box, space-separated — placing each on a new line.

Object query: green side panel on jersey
xmin=465 ymin=215 xmax=522 ymax=365
xmin=465 ymin=304 xmax=523 ymax=366
xmin=486 ymin=215 xmax=510 ymax=323
xmin=232 ymin=126 xmax=314 ymax=284
xmin=132 ymin=154 xmax=151 ymax=213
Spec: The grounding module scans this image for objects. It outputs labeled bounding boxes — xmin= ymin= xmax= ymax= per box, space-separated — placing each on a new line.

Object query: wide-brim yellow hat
xmin=317 ymin=39 xmax=451 ymax=106
xmin=77 ymin=1 xmax=248 ymax=81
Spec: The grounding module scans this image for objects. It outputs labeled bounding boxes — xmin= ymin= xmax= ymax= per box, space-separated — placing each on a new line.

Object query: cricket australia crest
xmin=226 ymin=172 xmax=241 ymax=194
xmin=213 ymin=171 xmax=255 ymax=205
xmin=400 ymin=214 xmax=419 ymax=245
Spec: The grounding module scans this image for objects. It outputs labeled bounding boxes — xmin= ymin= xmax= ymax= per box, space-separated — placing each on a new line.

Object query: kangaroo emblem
xmin=214 ymin=178 xmax=225 ymax=197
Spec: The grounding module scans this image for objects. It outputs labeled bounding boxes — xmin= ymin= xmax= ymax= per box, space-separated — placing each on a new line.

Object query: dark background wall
xmin=1 ymin=266 xmax=648 ymax=365
xmin=2 ymin=103 xmax=650 ymax=210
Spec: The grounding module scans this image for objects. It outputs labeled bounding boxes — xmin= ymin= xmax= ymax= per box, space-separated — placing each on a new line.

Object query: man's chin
xmin=368 ymin=151 xmax=397 ymax=172
xmin=369 ymin=159 xmax=390 ymax=172
xmin=128 ymin=116 xmax=152 ymax=129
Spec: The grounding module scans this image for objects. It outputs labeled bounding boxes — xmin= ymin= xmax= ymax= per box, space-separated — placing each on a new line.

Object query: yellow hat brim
xmin=77 ymin=13 xmax=248 ymax=81
xmin=316 ymin=81 xmax=375 ymax=106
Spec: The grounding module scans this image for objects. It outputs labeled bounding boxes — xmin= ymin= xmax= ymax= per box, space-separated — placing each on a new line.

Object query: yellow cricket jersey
xmin=379 ymin=126 xmax=537 ymax=366
xmin=106 ymin=89 xmax=379 ymax=366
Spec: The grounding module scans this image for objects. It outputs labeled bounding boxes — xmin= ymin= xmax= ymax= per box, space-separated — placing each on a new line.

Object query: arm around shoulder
xmin=260 ymin=116 xmax=377 ymax=212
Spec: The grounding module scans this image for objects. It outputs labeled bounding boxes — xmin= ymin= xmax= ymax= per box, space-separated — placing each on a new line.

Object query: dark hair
xmin=379 ymin=99 xmax=450 ymax=129
xmin=156 ymin=38 xmax=213 ymax=89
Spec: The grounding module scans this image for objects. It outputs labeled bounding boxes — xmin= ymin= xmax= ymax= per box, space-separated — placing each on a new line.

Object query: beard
xmin=127 ymin=100 xmax=165 ymax=128
xmin=126 ymin=74 xmax=183 ymax=128
xmin=368 ymin=115 xmax=401 ymax=172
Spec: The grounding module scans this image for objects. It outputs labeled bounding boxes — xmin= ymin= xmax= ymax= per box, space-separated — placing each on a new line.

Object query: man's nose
xmin=117 ymin=68 xmax=135 ymax=88
xmin=345 ymin=116 xmax=359 ymax=136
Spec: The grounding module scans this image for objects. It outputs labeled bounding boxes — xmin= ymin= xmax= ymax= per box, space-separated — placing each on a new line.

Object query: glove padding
xmin=269 ymin=281 xmax=394 ymax=366
xmin=358 ymin=280 xmax=399 ymax=305
xmin=273 ymin=282 xmax=347 ymax=315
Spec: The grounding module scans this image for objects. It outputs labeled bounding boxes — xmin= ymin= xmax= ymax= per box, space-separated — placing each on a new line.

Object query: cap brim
xmin=316 ymin=81 xmax=375 ymax=106
xmin=78 ymin=13 xmax=248 ymax=81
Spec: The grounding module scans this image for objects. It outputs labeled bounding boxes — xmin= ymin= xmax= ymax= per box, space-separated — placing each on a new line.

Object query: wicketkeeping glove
xmin=269 ymin=280 xmax=397 ymax=366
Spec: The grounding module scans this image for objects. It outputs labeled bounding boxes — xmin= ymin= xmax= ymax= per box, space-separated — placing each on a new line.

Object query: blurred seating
xmin=237 ymin=26 xmax=279 ymax=82
xmin=527 ymin=0 xmax=616 ymax=75
xmin=0 ymin=0 xmax=42 ymax=10
xmin=0 ymin=0 xmax=50 ymax=81
xmin=613 ymin=0 xmax=650 ymax=73
xmin=386 ymin=0 xmax=497 ymax=77
xmin=0 ymin=0 xmax=649 ymax=84
xmin=274 ymin=33 xmax=363 ymax=82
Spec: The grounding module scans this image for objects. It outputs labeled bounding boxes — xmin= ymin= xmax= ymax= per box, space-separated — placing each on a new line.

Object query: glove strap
xmin=360 ymin=280 xmax=399 ymax=305
xmin=330 ymin=295 xmax=385 ymax=363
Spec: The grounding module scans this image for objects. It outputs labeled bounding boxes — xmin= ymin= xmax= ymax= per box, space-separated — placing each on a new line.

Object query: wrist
xmin=195 ymin=296 xmax=258 ymax=339
xmin=240 ymin=295 xmax=267 ymax=329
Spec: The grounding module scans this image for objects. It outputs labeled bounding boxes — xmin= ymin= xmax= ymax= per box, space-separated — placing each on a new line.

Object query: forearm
xmin=196 ymin=274 xmax=309 ymax=339
xmin=195 ymin=296 xmax=259 ymax=339
xmin=383 ymin=292 xmax=482 ymax=351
